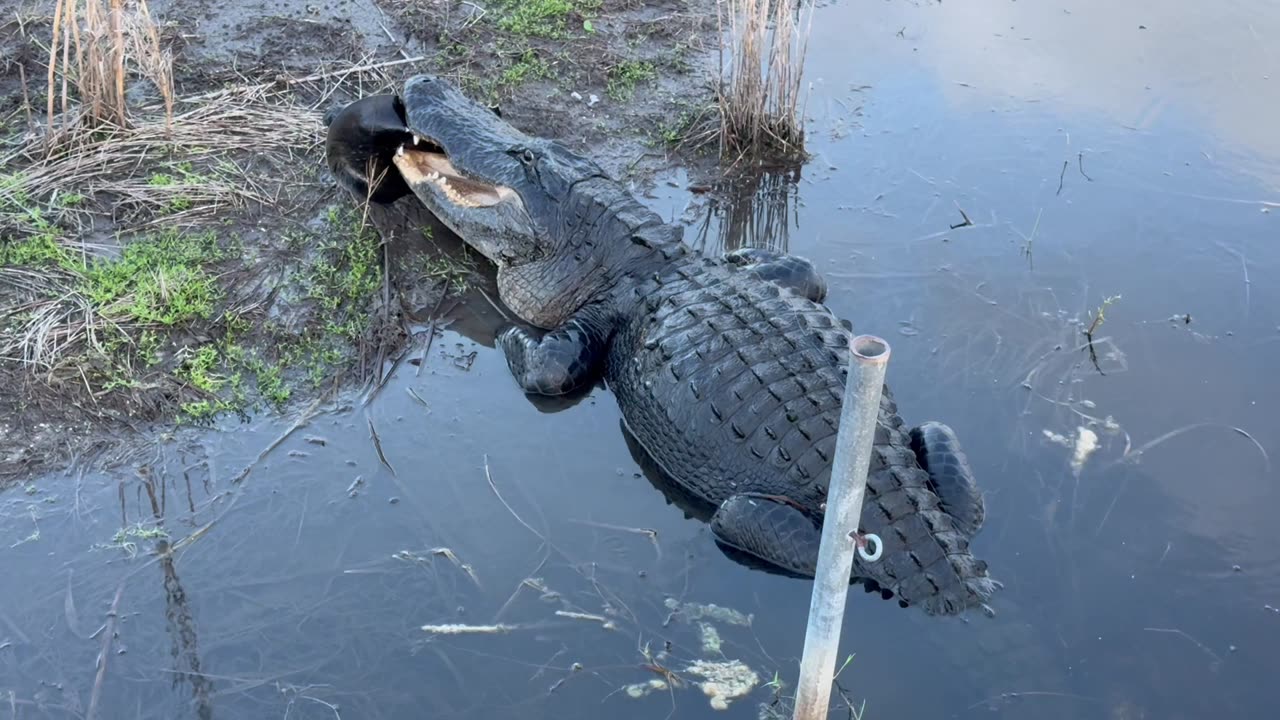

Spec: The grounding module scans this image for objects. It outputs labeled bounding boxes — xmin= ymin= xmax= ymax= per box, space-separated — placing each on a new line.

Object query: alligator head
xmin=325 ymin=74 xmax=611 ymax=268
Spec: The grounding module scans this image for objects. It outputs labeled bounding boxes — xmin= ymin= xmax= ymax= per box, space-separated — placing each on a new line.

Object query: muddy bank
xmin=1 ymin=0 xmax=722 ymax=484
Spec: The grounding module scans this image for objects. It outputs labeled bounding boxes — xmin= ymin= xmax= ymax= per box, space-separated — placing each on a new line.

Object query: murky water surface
xmin=5 ymin=1 xmax=1279 ymax=718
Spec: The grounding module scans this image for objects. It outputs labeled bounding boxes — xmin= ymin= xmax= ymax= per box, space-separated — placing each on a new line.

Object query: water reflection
xmin=689 ymin=168 xmax=801 ymax=256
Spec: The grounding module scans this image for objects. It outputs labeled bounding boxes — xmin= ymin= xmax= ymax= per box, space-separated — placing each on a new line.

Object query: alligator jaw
xmin=392 ymin=144 xmax=515 ymax=209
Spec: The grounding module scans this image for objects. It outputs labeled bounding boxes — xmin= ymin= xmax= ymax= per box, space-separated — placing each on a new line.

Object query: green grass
xmin=657 ymin=107 xmax=699 ymax=146
xmin=146 ymin=162 xmax=205 ymax=213
xmin=1 ymin=233 xmax=72 ymax=266
xmin=171 ymin=206 xmax=387 ymax=417
xmin=495 ymin=0 xmax=601 ymax=39
xmin=500 ymin=49 xmax=553 ymax=87
xmin=1 ymin=173 xmax=65 ymax=262
xmin=84 ymin=229 xmax=223 ymax=326
xmin=256 ymin=361 xmax=291 ymax=405
xmin=178 ymin=344 xmax=225 ymax=393
xmin=309 ymin=206 xmax=382 ymax=320
xmin=96 ymin=522 xmax=170 ymax=558
xmin=2 ymin=197 xmax=251 ymax=421
xmin=607 ymin=60 xmax=657 ymax=101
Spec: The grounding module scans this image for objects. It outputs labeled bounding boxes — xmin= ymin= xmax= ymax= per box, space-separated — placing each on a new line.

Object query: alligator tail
xmin=712 ymin=487 xmax=1000 ymax=616
xmin=859 ymin=432 xmax=1001 ymax=616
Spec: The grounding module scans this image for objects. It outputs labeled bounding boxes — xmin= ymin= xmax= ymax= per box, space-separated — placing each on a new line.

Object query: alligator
xmin=325 ymin=75 xmax=1000 ymax=616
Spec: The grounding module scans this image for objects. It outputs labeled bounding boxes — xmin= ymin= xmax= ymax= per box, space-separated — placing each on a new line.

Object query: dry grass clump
xmin=716 ymin=0 xmax=814 ymax=161
xmin=45 ymin=0 xmax=175 ymax=134
xmin=1 ymin=2 xmax=338 ymax=380
xmin=0 ymin=84 xmax=324 ymax=372
xmin=5 ymin=85 xmax=323 ymax=229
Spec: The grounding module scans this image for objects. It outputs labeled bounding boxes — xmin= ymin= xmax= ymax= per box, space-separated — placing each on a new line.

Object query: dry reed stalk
xmin=132 ymin=0 xmax=174 ymax=129
xmin=717 ymin=0 xmax=814 ymax=160
xmin=110 ymin=0 xmax=126 ymax=123
xmin=0 ymin=267 xmax=124 ymax=371
xmin=61 ymin=0 xmax=72 ymax=123
xmin=19 ymin=65 xmax=34 ymax=128
xmin=46 ymin=0 xmax=65 ymax=129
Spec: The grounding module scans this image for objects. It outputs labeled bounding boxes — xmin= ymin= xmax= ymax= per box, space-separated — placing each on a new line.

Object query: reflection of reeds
xmin=46 ymin=0 xmax=174 ymax=134
xmin=138 ymin=466 xmax=215 ymax=719
xmin=692 ymin=169 xmax=800 ymax=256
xmin=717 ymin=0 xmax=814 ymax=160
xmin=159 ymin=543 xmax=215 ymax=720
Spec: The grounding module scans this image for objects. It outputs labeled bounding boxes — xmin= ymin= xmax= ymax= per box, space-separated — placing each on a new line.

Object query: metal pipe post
xmin=792 ymin=334 xmax=891 ymax=720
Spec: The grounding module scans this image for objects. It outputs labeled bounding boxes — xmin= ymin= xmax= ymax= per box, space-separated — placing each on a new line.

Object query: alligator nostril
xmin=404 ymin=74 xmax=438 ymax=92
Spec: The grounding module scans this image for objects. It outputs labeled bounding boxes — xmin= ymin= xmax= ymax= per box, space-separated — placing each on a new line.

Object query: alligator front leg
xmin=725 ymin=247 xmax=828 ymax=303
xmin=496 ymin=304 xmax=614 ymax=396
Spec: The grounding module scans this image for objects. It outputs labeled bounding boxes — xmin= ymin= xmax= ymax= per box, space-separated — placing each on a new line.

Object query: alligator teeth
xmin=419 ymin=170 xmax=480 ymax=208
xmin=395 ymin=144 xmax=406 ymax=157
xmin=412 ymin=134 xmax=423 ymax=146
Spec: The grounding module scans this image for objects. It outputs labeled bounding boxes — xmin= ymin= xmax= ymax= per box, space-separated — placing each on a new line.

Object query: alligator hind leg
xmin=725 ymin=248 xmax=828 ymax=303
xmin=496 ymin=304 xmax=613 ymax=396
xmin=909 ymin=422 xmax=986 ymax=537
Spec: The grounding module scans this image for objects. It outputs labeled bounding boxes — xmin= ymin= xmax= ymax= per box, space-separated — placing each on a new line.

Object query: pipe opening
xmin=851 ymin=335 xmax=890 ymax=362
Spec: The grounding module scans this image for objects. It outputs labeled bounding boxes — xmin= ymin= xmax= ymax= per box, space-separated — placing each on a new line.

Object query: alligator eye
xmin=521 ymin=149 xmax=536 ymax=165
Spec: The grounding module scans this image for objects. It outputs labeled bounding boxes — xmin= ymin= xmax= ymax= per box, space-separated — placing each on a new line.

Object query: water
xmin=4 ymin=0 xmax=1279 ymax=717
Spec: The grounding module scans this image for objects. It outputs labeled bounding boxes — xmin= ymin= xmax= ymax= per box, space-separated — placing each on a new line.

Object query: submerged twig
xmin=1143 ymin=627 xmax=1223 ymax=666
xmin=1114 ymin=423 xmax=1270 ymax=472
xmin=569 ymin=518 xmax=662 ymax=560
xmin=1084 ymin=295 xmax=1121 ymax=374
xmin=230 ymin=392 xmax=328 ymax=484
xmin=1056 ymin=159 xmax=1068 ymax=195
xmin=416 ymin=291 xmax=448 ymax=377
xmin=555 ymin=610 xmax=614 ymax=626
xmin=967 ymin=690 xmax=1103 ymax=711
xmin=421 ymin=623 xmax=520 ymax=635
xmin=949 ymin=203 xmax=974 ymax=229
xmin=483 ymin=454 xmax=546 ymax=543
xmin=86 ymin=579 xmax=125 ymax=720
xmin=367 ymin=416 xmax=397 ymax=476
xmin=406 ymin=386 xmax=430 ymax=407
xmin=1078 ymin=152 xmax=1093 ymax=181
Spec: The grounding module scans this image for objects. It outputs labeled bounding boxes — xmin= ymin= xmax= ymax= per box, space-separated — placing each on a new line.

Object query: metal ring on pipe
xmin=857 ymin=533 xmax=883 ymax=562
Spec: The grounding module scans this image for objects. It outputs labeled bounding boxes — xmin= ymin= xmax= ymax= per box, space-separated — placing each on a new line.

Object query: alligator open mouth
xmin=391 ymin=139 xmax=516 ymax=210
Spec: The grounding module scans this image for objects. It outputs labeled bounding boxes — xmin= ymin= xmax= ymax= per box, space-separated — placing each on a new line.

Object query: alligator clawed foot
xmin=496 ymin=321 xmax=604 ymax=397
xmin=495 ymin=325 xmax=542 ymax=392
xmin=723 ymin=247 xmax=828 ymax=303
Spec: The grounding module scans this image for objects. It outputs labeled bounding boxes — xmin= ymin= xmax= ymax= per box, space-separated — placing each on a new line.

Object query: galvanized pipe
xmin=792 ymin=334 xmax=891 ymax=720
